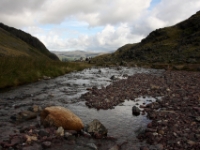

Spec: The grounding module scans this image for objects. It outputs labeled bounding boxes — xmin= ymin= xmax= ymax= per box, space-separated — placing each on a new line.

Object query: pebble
xmin=56 ymin=126 xmax=64 ymax=136
xmin=108 ymin=145 xmax=119 ymax=150
xmin=140 ymin=146 xmax=149 ymax=150
xmin=38 ymin=129 xmax=49 ymax=137
xmin=64 ymin=132 xmax=75 ymax=140
xmin=22 ymin=143 xmax=42 ymax=150
xmin=86 ymin=143 xmax=98 ymax=150
xmin=155 ymin=144 xmax=164 ymax=150
xmin=42 ymin=141 xmax=51 ymax=148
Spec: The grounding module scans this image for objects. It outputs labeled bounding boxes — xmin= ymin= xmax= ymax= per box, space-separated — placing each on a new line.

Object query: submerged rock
xmin=40 ymin=106 xmax=84 ymax=131
xmin=86 ymin=119 xmax=107 ymax=137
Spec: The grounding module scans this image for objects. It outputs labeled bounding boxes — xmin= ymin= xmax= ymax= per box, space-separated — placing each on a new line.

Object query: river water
xmin=0 ymin=67 xmax=163 ymax=149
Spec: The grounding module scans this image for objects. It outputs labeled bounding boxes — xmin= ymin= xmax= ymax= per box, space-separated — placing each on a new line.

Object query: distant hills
xmin=52 ymin=50 xmax=106 ymax=61
xmin=92 ymin=11 xmax=200 ymax=69
xmin=0 ymin=23 xmax=59 ymax=61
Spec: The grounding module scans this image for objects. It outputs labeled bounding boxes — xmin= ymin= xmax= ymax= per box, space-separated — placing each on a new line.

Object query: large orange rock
xmin=40 ymin=106 xmax=84 ymax=131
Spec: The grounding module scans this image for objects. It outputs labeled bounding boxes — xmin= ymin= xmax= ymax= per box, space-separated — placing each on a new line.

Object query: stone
xmin=86 ymin=119 xmax=107 ymax=136
xmin=158 ymin=130 xmax=165 ymax=135
xmin=10 ymin=111 xmax=37 ymax=122
xmin=187 ymin=140 xmax=196 ymax=146
xmin=40 ymin=106 xmax=84 ymax=131
xmin=132 ymin=106 xmax=140 ymax=116
xmin=86 ymin=143 xmax=98 ymax=150
xmin=195 ymin=116 xmax=200 ymax=122
xmin=25 ymin=135 xmax=37 ymax=144
xmin=155 ymin=144 xmax=164 ymax=150
xmin=43 ymin=76 xmax=51 ymax=80
xmin=10 ymin=137 xmax=22 ymax=146
xmin=28 ymin=105 xmax=42 ymax=113
xmin=22 ymin=143 xmax=42 ymax=150
xmin=38 ymin=129 xmax=49 ymax=137
xmin=140 ymin=146 xmax=149 ymax=150
xmin=64 ymin=132 xmax=75 ymax=140
xmin=42 ymin=141 xmax=51 ymax=148
xmin=110 ymin=75 xmax=115 ymax=80
xmin=109 ymin=145 xmax=120 ymax=150
xmin=56 ymin=126 xmax=64 ymax=136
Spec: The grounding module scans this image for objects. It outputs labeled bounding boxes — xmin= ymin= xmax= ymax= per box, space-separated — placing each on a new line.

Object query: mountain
xmin=0 ymin=23 xmax=59 ymax=61
xmin=52 ymin=50 xmax=106 ymax=61
xmin=92 ymin=11 xmax=200 ymax=69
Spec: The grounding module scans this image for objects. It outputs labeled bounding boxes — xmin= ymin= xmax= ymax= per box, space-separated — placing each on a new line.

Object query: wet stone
xmin=132 ymin=106 xmax=140 ymax=116
xmin=86 ymin=119 xmax=107 ymax=137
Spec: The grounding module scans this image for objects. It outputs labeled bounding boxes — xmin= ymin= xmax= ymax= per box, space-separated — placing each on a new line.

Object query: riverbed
xmin=0 ymin=67 xmax=164 ymax=149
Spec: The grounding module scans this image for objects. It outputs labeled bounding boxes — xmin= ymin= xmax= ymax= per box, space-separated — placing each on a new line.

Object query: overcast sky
xmin=0 ymin=0 xmax=200 ymax=52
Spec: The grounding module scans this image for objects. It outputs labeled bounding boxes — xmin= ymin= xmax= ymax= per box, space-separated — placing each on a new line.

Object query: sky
xmin=0 ymin=0 xmax=200 ymax=52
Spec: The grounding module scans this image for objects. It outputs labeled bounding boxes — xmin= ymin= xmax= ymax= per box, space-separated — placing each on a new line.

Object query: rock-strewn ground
xmin=82 ymin=70 xmax=200 ymax=149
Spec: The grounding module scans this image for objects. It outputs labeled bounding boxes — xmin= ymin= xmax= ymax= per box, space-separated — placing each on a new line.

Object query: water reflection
xmin=67 ymin=96 xmax=156 ymax=143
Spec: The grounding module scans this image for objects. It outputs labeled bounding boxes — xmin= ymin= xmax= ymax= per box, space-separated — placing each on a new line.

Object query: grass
xmin=0 ymin=57 xmax=91 ymax=89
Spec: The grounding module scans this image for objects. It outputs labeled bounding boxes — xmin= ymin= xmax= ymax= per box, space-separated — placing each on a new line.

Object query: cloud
xmin=1 ymin=0 xmax=200 ymax=52
xmin=39 ymin=0 xmax=151 ymax=26
xmin=0 ymin=0 xmax=45 ymax=27
xmin=24 ymin=23 xmax=143 ymax=52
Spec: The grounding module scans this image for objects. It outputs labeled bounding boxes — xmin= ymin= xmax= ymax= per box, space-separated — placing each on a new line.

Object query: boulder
xmin=40 ymin=106 xmax=84 ymax=131
xmin=86 ymin=119 xmax=107 ymax=137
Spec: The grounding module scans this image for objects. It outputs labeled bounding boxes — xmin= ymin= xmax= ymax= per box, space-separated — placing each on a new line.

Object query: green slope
xmin=0 ymin=23 xmax=90 ymax=89
xmin=92 ymin=11 xmax=200 ymax=69
xmin=0 ymin=23 xmax=59 ymax=60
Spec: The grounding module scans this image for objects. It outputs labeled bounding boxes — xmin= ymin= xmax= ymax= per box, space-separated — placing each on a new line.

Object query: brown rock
xmin=40 ymin=106 xmax=84 ymax=131
xmin=87 ymin=119 xmax=107 ymax=136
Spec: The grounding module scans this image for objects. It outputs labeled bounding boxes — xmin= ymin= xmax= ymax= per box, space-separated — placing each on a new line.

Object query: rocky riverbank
xmin=81 ymin=70 xmax=200 ymax=149
xmin=0 ymin=68 xmax=199 ymax=149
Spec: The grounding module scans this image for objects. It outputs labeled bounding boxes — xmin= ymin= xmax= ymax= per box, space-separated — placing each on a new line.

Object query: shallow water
xmin=68 ymin=97 xmax=156 ymax=144
xmin=0 ymin=67 xmax=163 ymax=148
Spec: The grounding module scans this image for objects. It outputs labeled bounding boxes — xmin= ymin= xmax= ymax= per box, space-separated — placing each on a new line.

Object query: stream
xmin=0 ymin=67 xmax=164 ymax=149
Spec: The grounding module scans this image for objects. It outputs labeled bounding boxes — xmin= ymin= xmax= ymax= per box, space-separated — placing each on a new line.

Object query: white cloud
xmin=0 ymin=0 xmax=200 ymax=52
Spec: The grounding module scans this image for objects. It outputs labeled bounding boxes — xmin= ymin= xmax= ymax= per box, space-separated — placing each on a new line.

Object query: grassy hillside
xmin=0 ymin=24 xmax=90 ymax=89
xmin=91 ymin=11 xmax=200 ymax=70
xmin=0 ymin=23 xmax=59 ymax=60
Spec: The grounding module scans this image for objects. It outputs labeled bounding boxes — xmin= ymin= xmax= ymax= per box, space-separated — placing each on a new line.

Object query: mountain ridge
xmin=92 ymin=10 xmax=200 ymax=69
